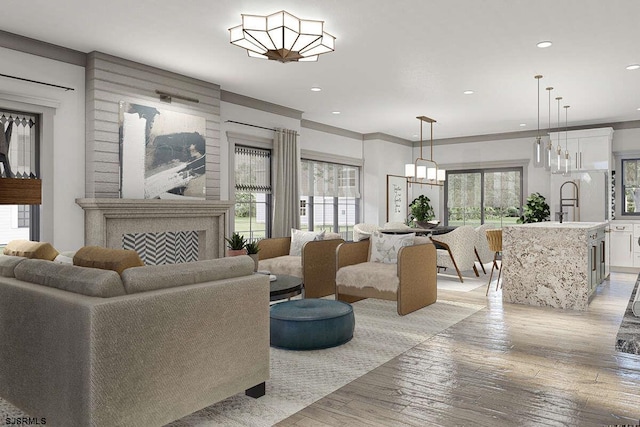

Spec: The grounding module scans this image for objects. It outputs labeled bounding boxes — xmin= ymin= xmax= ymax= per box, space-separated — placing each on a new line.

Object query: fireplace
xmin=76 ymin=199 xmax=233 ymax=261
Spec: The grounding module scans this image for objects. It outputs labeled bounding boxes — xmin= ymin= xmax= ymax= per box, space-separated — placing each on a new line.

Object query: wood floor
xmin=277 ymin=272 xmax=640 ymax=427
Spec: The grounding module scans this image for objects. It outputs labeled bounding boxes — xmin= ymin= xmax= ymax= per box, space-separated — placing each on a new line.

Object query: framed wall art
xmin=386 ymin=174 xmax=407 ymax=223
xmin=119 ymin=101 xmax=206 ymax=199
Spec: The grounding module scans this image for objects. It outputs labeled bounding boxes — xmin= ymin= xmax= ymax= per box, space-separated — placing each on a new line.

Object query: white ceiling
xmin=3 ymin=0 xmax=640 ymax=141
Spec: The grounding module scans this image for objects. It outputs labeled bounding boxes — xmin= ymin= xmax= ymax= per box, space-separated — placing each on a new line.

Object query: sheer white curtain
xmin=272 ymin=128 xmax=300 ymax=237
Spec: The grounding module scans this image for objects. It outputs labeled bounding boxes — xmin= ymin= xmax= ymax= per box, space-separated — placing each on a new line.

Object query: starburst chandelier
xmin=229 ymin=11 xmax=336 ymax=63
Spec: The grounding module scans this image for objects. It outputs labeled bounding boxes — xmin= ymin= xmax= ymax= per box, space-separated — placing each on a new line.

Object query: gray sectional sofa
xmin=0 ymin=254 xmax=269 ymax=427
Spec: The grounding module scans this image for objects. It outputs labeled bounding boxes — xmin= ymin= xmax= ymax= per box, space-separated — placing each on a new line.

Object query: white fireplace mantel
xmin=76 ymin=198 xmax=234 ymax=260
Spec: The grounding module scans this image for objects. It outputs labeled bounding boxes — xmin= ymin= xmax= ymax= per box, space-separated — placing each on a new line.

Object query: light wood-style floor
xmin=277 ymin=272 xmax=640 ymax=426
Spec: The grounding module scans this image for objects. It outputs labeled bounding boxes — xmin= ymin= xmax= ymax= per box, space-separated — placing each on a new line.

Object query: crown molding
xmin=301 ymin=119 xmax=362 ymax=140
xmin=0 ymin=30 xmax=86 ymax=67
xmin=221 ymin=90 xmax=303 ymax=120
xmin=363 ymin=132 xmax=412 ymax=147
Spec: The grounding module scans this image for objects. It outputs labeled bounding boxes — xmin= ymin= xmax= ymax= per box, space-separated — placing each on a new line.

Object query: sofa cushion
xmin=73 ymin=246 xmax=144 ymax=275
xmin=336 ymin=261 xmax=398 ymax=293
xmin=324 ymin=232 xmax=342 ymax=240
xmin=121 ymin=255 xmax=255 ymax=294
xmin=289 ymin=229 xmax=325 ymax=256
xmin=369 ymin=232 xmax=415 ymax=264
xmin=14 ymin=258 xmax=126 ymax=297
xmin=0 ymin=254 xmax=28 ymax=278
xmin=258 ymin=255 xmax=302 ymax=278
xmin=3 ymin=240 xmax=59 ymax=261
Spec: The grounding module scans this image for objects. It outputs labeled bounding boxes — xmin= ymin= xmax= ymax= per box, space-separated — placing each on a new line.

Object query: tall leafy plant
xmin=517 ymin=192 xmax=550 ymax=223
xmin=409 ymin=195 xmax=435 ymax=222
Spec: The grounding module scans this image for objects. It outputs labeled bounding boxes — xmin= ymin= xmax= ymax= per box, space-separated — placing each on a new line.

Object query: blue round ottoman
xmin=270 ymin=299 xmax=355 ymax=350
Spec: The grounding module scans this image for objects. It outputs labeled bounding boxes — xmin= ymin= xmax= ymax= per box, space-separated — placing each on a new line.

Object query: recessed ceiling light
xmin=537 ymin=41 xmax=552 ymax=48
xmin=626 ymin=64 xmax=640 ymax=70
xmin=413 ymin=134 xmax=418 ymax=138
xmin=637 ymin=107 xmax=640 ymax=111
xmin=310 ymin=87 xmax=322 ymax=92
xmin=332 ymin=111 xmax=340 ymax=115
xmin=519 ymin=123 xmax=526 ymax=127
xmin=463 ymin=90 xmax=474 ymax=95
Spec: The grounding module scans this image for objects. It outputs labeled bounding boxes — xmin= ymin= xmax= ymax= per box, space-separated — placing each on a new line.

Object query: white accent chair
xmin=429 ymin=225 xmax=479 ymax=283
xmin=474 ymin=224 xmax=496 ymax=274
xmin=353 ymin=223 xmax=380 ymax=241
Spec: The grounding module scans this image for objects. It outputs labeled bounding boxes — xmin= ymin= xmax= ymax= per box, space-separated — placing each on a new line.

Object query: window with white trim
xmin=234 ymin=145 xmax=271 ymax=242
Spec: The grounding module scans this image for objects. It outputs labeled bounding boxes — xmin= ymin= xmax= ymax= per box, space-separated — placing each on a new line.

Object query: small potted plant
xmin=408 ymin=195 xmax=438 ymax=228
xmin=517 ymin=192 xmax=550 ymax=223
xmin=245 ymin=240 xmax=260 ymax=272
xmin=225 ymin=232 xmax=247 ymax=257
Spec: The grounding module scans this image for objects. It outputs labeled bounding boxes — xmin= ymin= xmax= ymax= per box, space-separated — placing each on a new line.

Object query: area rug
xmin=0 ymin=297 xmax=485 ymax=425
xmin=615 ymin=272 xmax=640 ymax=355
xmin=437 ymin=270 xmax=491 ymax=292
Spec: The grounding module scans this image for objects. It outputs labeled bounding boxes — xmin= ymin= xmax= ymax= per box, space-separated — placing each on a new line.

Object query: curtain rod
xmin=225 ymin=120 xmax=299 ymax=136
xmin=0 ymin=73 xmax=75 ymax=91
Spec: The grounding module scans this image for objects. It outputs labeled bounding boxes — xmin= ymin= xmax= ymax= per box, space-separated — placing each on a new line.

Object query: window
xmin=234 ymin=145 xmax=271 ymax=242
xmin=301 ymin=159 xmax=360 ymax=241
xmin=0 ymin=111 xmax=39 ymax=244
xmin=445 ymin=167 xmax=522 ymax=227
xmin=17 ymin=205 xmax=29 ymax=228
xmin=622 ymin=158 xmax=640 ymax=215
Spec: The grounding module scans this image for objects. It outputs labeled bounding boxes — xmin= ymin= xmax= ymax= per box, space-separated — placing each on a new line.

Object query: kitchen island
xmin=502 ymin=221 xmax=607 ymax=311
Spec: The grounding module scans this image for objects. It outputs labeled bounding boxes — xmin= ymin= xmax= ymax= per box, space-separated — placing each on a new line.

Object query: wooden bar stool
xmin=485 ymin=229 xmax=502 ymax=295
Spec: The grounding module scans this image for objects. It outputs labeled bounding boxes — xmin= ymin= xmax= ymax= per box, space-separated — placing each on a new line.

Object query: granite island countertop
xmin=501 ymin=221 xmax=607 ymax=310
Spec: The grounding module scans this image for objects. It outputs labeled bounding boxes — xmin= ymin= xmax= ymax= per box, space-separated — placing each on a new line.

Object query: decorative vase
xmin=248 ymin=253 xmax=259 ymax=272
xmin=416 ymin=220 xmax=440 ymax=229
xmin=227 ymin=248 xmax=247 ymax=257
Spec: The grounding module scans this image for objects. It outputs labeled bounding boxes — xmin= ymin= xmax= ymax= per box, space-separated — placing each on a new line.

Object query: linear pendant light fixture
xmin=544 ymin=86 xmax=554 ymax=170
xmin=551 ymin=96 xmax=564 ymax=174
xmin=562 ymin=105 xmax=571 ymax=176
xmin=229 ymin=10 xmax=336 ymax=63
xmin=533 ymin=75 xmax=544 ymax=168
xmin=405 ymin=116 xmax=445 ymax=186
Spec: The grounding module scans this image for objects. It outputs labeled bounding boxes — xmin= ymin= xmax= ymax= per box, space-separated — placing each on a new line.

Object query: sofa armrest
xmin=397 ymin=243 xmax=437 ymax=315
xmin=336 ymin=240 xmax=370 ymax=270
xmin=302 ymin=238 xmax=345 ymax=298
xmin=258 ymin=237 xmax=291 ymax=260
xmin=0 ymin=274 xmax=270 ymax=427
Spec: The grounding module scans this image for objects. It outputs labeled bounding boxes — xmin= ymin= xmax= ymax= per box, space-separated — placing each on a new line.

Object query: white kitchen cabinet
xmin=549 ymin=127 xmax=613 ymax=171
xmin=610 ymin=223 xmax=634 ymax=267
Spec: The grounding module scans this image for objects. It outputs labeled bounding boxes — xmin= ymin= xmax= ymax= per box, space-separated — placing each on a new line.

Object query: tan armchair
xmin=258 ymin=235 xmax=344 ymax=298
xmin=335 ymin=239 xmax=437 ymax=315
xmin=429 ymin=225 xmax=479 ymax=283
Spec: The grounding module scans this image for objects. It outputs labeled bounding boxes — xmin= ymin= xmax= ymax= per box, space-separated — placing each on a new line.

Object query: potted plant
xmin=245 ymin=240 xmax=260 ymax=272
xmin=225 ymin=232 xmax=247 ymax=257
xmin=517 ymin=192 xmax=550 ymax=223
xmin=408 ymin=195 xmax=438 ymax=228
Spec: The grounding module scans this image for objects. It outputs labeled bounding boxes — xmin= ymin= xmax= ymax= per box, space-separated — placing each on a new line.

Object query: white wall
xmin=0 ymin=47 xmax=85 ymax=251
xmin=363 ymin=139 xmax=413 ymax=225
xmin=612 ymin=128 xmax=640 ymax=153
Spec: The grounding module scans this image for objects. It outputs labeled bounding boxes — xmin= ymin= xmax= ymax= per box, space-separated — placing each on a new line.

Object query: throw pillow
xmin=3 ymin=240 xmax=59 ymax=261
xmin=369 ymin=232 xmax=415 ymax=264
xmin=289 ymin=229 xmax=325 ymax=256
xmin=73 ymin=246 xmax=144 ymax=275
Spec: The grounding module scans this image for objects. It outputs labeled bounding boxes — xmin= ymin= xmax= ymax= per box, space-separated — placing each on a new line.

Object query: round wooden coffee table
xmin=270 ymin=274 xmax=303 ymax=302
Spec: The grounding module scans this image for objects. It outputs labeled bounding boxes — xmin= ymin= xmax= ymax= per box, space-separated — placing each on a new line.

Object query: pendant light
xmin=544 ymin=86 xmax=554 ymax=170
xmin=562 ymin=105 xmax=571 ymax=176
xmin=551 ymin=96 xmax=563 ymax=174
xmin=532 ymin=75 xmax=543 ymax=168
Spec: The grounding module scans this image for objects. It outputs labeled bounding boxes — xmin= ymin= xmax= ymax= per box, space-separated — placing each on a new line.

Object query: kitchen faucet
xmin=558 ymin=181 xmax=580 ymax=223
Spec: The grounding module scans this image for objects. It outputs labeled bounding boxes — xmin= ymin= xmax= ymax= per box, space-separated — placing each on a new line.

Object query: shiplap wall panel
xmin=85 ymin=51 xmax=221 ymax=199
